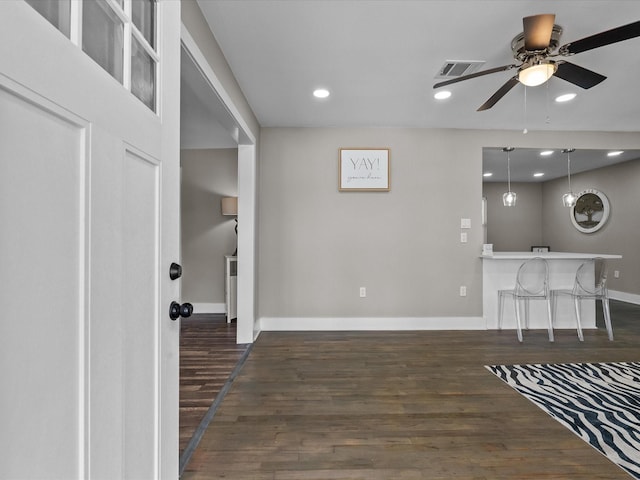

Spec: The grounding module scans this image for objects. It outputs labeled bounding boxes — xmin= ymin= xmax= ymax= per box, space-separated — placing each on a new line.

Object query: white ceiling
xmin=482 ymin=147 xmax=640 ymax=183
xmin=184 ymin=1 xmax=640 ymax=176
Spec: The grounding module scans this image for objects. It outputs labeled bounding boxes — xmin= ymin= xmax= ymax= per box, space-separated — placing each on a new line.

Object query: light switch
xmin=460 ymin=232 xmax=468 ymax=243
xmin=461 ymin=218 xmax=471 ymax=229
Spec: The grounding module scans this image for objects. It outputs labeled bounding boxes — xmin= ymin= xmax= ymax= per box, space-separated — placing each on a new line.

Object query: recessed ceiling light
xmin=434 ymin=90 xmax=452 ymax=100
xmin=483 ymin=172 xmax=493 ymax=177
xmin=555 ymin=93 xmax=577 ymax=103
xmin=607 ymin=150 xmax=624 ymax=157
xmin=540 ymin=150 xmax=554 ymax=156
xmin=313 ymin=88 xmax=330 ymax=99
xmin=533 ymin=172 xmax=545 ymax=177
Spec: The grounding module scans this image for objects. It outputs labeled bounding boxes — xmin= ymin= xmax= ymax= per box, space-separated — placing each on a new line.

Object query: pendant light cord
xmin=567 ymin=150 xmax=572 ymax=191
xmin=565 ymin=148 xmax=574 ymax=192
xmin=507 ymin=150 xmax=512 ymax=191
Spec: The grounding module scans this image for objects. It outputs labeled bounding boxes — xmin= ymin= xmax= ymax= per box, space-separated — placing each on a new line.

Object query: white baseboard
xmin=257 ymin=295 xmax=639 ymax=332
xmin=609 ymin=290 xmax=640 ymax=305
xmin=192 ymin=302 xmax=226 ymax=314
xmin=260 ymin=316 xmax=485 ymax=331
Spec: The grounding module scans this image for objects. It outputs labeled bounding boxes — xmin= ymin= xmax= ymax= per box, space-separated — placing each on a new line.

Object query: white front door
xmin=0 ymin=1 xmax=180 ymax=478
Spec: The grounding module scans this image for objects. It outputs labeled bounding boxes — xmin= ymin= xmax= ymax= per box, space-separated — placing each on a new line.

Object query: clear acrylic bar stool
xmin=498 ymin=257 xmax=554 ymax=342
xmin=552 ymin=258 xmax=613 ymax=341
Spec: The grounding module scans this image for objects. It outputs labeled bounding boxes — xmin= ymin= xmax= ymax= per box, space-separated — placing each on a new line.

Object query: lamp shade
xmin=221 ymin=196 xmax=238 ymax=216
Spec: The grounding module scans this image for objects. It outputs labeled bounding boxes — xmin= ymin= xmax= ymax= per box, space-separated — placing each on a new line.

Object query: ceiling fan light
xmin=518 ymin=63 xmax=556 ymax=87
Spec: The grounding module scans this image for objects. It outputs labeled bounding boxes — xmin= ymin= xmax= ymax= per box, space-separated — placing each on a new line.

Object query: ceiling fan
xmin=433 ymin=14 xmax=640 ymax=111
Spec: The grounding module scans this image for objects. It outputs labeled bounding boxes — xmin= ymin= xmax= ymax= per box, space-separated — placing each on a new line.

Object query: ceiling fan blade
xmin=477 ymin=77 xmax=520 ymax=111
xmin=523 ymin=14 xmax=556 ymax=50
xmin=554 ymin=61 xmax=606 ymax=89
xmin=433 ymin=64 xmax=516 ymax=89
xmin=561 ymin=20 xmax=640 ymax=55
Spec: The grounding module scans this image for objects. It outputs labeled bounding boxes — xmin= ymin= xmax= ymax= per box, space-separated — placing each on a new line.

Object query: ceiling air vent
xmin=435 ymin=60 xmax=485 ymax=79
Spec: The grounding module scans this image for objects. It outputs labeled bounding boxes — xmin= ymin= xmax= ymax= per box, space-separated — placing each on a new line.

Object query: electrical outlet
xmin=614 ymin=270 xmax=620 ymax=278
xmin=460 ymin=232 xmax=468 ymax=243
xmin=359 ymin=287 xmax=366 ymax=298
xmin=461 ymin=218 xmax=471 ymax=229
xmin=459 ymin=286 xmax=467 ymax=296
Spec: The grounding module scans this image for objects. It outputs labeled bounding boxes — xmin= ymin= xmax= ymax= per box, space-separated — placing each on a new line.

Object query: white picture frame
xmin=339 ymin=148 xmax=390 ymax=191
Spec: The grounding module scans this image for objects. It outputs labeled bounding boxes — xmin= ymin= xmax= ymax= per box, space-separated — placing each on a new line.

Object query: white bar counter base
xmin=482 ymin=252 xmax=621 ymax=331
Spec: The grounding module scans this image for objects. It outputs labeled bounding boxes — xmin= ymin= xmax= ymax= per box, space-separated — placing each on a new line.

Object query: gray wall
xmin=258 ymin=128 xmax=640 ymax=321
xmin=484 ymin=182 xmax=543 ymax=251
xmin=542 ymin=159 xmax=640 ymax=295
xmin=259 ymin=128 xmax=485 ymax=319
xmin=181 ymin=149 xmax=238 ymax=307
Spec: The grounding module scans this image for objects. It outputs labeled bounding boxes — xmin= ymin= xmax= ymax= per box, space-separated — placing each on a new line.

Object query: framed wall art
xmin=339 ymin=148 xmax=390 ymax=191
xmin=570 ymin=189 xmax=610 ymax=234
xmin=531 ymin=246 xmax=550 ymax=253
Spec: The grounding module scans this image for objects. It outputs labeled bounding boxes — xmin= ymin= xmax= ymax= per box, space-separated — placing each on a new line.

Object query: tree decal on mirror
xmin=571 ymin=189 xmax=610 ymax=233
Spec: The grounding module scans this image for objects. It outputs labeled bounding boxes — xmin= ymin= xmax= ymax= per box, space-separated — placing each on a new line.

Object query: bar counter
xmin=482 ymin=252 xmax=622 ymax=331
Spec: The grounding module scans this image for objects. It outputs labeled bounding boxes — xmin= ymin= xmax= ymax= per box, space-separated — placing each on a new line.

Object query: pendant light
xmin=562 ymin=148 xmax=577 ymax=207
xmin=502 ymin=147 xmax=516 ymax=207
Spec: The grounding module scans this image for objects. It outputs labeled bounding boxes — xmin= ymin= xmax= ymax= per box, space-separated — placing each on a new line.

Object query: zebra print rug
xmin=487 ymin=362 xmax=640 ymax=479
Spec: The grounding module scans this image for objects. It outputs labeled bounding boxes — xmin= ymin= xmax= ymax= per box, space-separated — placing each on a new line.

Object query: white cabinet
xmin=225 ymin=255 xmax=237 ymax=322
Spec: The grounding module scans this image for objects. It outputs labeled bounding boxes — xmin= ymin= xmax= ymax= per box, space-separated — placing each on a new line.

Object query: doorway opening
xmin=177 ymin=31 xmax=257 ymax=472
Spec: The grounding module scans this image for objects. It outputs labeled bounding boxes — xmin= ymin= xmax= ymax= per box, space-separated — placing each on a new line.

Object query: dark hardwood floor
xmin=180 ymin=314 xmax=248 ymax=454
xmin=181 ymin=301 xmax=640 ymax=479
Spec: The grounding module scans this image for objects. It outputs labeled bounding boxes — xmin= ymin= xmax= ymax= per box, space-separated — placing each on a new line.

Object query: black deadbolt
xmin=169 ymin=262 xmax=182 ymax=280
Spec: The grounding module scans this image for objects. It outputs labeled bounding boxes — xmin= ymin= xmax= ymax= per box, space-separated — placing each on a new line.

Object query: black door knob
xmin=169 ymin=301 xmax=181 ymax=320
xmin=169 ymin=301 xmax=193 ymax=320
xmin=180 ymin=302 xmax=193 ymax=318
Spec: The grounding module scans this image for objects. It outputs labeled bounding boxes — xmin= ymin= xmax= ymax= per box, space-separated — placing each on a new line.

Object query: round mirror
xmin=570 ymin=189 xmax=610 ymax=233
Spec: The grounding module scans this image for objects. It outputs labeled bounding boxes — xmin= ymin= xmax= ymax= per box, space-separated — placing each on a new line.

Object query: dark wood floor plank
xmin=179 ymin=314 xmax=248 ymax=454
xmin=182 ymin=301 xmax=640 ymax=479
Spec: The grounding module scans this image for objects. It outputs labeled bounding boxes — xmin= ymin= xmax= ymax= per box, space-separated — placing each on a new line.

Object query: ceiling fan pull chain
xmin=545 ymin=81 xmax=551 ymax=124
xmin=523 ymin=86 xmax=528 ymax=134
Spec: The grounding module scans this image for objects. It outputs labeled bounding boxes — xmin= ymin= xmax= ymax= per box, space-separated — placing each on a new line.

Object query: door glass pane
xmin=132 ymin=0 xmax=155 ymax=48
xmin=25 ymin=0 xmax=71 ymax=38
xmin=82 ymin=0 xmax=124 ymax=83
xmin=131 ymin=36 xmax=156 ymax=111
